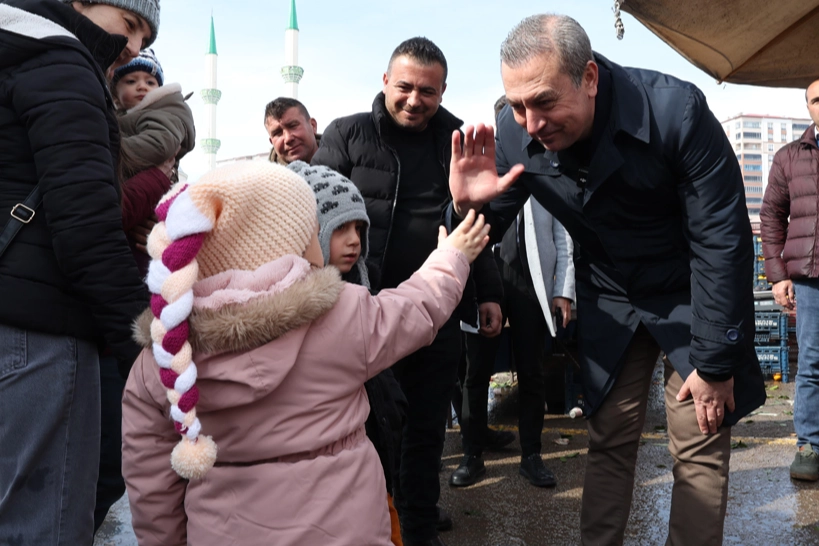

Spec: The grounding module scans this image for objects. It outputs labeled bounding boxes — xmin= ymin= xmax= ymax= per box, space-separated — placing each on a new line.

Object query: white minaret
xmin=281 ymin=0 xmax=303 ymax=98
xmin=201 ymin=16 xmax=221 ymax=171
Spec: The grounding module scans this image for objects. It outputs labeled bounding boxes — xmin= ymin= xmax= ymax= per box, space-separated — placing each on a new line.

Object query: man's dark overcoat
xmin=485 ymin=54 xmax=766 ymax=424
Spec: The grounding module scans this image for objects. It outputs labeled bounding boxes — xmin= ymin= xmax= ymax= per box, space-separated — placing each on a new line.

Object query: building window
xmin=793 ymin=123 xmax=810 ymax=132
xmin=743 ymin=132 xmax=762 ymax=139
xmin=744 ymin=185 xmax=763 ymax=194
xmin=743 ymin=121 xmax=761 ymax=128
xmin=744 ymin=164 xmax=762 ymax=172
xmin=735 ymin=143 xmax=741 ymax=151
xmin=744 ymin=153 xmax=762 ymax=161
xmin=746 ymin=197 xmax=763 ymax=204
xmin=744 ymin=175 xmax=763 ymax=182
xmin=767 ymin=122 xmax=774 ymax=129
xmin=735 ymin=122 xmax=741 ymax=129
xmin=735 ymin=133 xmax=741 ymax=140
xmin=767 ymin=144 xmax=774 ymax=151
xmin=745 ymin=143 xmax=761 ymax=150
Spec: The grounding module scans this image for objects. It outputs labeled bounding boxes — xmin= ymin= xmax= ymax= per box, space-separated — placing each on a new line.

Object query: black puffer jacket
xmin=0 ymin=0 xmax=148 ymax=372
xmin=313 ymin=93 xmax=502 ymax=314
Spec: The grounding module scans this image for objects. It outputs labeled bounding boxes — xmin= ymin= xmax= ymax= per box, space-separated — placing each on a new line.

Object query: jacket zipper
xmin=380 ymin=145 xmax=401 ymax=272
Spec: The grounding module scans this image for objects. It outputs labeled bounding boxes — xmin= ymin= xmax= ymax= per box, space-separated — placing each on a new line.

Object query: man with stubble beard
xmin=312 ymin=37 xmax=503 ymax=546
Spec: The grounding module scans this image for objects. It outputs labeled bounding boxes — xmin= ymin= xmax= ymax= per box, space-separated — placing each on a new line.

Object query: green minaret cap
xmin=287 ymin=0 xmax=298 ymax=30
xmin=208 ymin=16 xmax=217 ymax=55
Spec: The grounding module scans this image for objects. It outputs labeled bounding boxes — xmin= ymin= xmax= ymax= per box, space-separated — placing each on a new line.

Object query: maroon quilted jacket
xmin=760 ymin=125 xmax=819 ymax=283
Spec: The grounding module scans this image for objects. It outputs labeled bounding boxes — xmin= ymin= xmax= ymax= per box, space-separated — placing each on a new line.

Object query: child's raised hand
xmin=437 ymin=209 xmax=491 ymax=263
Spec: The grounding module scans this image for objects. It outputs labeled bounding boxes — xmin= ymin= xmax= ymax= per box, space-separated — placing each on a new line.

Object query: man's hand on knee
xmin=676 ymin=370 xmax=735 ymax=434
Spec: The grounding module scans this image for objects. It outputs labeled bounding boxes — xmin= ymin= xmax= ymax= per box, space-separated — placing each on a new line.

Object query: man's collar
xmin=594 ymin=53 xmax=650 ymax=144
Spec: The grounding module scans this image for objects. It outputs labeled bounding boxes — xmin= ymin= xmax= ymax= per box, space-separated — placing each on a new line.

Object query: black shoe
xmin=519 ymin=453 xmax=556 ymax=487
xmin=436 ymin=505 xmax=453 ymax=532
xmin=484 ymin=427 xmax=515 ymax=451
xmin=405 ymin=536 xmax=448 ymax=546
xmin=448 ymin=455 xmax=486 ymax=487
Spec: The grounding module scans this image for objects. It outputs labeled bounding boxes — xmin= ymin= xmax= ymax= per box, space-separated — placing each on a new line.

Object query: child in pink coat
xmin=120 ymin=161 xmax=489 ymax=546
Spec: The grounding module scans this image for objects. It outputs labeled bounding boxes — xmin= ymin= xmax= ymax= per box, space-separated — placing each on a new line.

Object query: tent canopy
xmin=620 ymin=0 xmax=819 ymax=88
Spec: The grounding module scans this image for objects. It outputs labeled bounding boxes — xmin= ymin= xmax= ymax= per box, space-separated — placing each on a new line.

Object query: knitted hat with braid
xmin=145 ymin=161 xmax=318 ymax=479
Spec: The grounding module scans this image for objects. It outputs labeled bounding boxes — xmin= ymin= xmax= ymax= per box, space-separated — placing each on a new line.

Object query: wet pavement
xmin=95 ymin=362 xmax=819 ymax=546
xmin=438 ymin=365 xmax=819 ymax=546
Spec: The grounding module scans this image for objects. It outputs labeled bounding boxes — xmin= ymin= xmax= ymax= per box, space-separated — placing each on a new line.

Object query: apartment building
xmin=721 ymin=114 xmax=812 ymax=219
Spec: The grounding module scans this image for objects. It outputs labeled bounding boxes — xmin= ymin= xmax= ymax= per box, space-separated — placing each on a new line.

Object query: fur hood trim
xmin=128 ymin=82 xmax=183 ymax=113
xmin=134 ymin=266 xmax=344 ymax=354
xmin=0 ymin=4 xmax=76 ymax=41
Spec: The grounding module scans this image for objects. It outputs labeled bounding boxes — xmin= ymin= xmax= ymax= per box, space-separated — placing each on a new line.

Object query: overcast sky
xmin=149 ymin=1 xmax=811 ymax=181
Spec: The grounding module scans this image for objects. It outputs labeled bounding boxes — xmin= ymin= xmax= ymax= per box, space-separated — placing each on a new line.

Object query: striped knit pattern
xmin=144 ymin=162 xmax=319 ymax=479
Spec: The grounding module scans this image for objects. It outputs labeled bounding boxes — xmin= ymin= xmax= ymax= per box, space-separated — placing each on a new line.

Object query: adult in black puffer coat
xmin=0 ymin=1 xmax=156 ymax=543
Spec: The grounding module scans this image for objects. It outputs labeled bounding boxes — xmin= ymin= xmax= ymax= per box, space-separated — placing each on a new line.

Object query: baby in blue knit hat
xmin=112 ymin=49 xmax=196 ymax=182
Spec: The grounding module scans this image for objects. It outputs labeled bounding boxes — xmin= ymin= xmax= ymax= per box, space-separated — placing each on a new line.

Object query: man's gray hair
xmin=500 ymin=14 xmax=593 ymax=87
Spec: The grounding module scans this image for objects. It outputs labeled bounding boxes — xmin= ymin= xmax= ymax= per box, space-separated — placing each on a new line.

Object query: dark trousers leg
xmin=0 ymin=328 xmax=100 ymax=546
xmin=93 ymin=356 xmax=127 ymax=532
xmin=505 ymin=282 xmax=548 ymax=457
xmin=461 ymin=331 xmax=501 ymax=457
xmin=452 ymin=342 xmax=466 ymax=425
xmin=580 ymin=325 xmax=661 ymax=545
xmin=393 ymin=320 xmax=461 ymax=542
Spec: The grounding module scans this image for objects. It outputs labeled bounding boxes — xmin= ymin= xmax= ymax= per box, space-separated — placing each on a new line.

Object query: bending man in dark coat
xmin=447 ymin=14 xmax=766 ymax=546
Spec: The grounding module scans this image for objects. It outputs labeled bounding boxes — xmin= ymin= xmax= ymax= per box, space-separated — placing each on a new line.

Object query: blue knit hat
xmin=112 ymin=49 xmax=164 ymax=86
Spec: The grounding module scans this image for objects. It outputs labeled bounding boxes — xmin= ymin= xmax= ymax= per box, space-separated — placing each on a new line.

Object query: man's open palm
xmin=450 ymin=124 xmax=524 ymax=216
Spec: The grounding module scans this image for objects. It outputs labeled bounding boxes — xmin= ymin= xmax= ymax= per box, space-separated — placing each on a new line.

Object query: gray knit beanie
xmin=63 ymin=0 xmax=160 ymax=47
xmin=288 ymin=161 xmax=371 ymax=289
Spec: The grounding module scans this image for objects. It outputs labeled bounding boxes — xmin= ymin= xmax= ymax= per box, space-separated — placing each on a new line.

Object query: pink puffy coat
xmin=121 ymin=248 xmax=469 ymax=546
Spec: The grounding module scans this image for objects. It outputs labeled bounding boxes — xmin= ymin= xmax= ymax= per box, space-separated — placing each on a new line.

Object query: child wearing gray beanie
xmin=288 ymin=161 xmax=409 ymax=541
xmin=288 ymin=161 xmax=372 ymax=288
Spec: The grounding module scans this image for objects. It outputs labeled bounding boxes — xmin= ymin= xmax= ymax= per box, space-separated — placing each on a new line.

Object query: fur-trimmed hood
xmin=135 ymin=263 xmax=343 ymax=354
xmin=133 ymin=259 xmax=344 ymax=411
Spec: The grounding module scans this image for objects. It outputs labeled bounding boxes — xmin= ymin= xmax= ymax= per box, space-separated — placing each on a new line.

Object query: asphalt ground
xmin=95 ymin=362 xmax=819 ymax=546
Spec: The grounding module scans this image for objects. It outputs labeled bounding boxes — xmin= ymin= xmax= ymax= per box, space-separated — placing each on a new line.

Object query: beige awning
xmin=620 ymin=0 xmax=819 ymax=88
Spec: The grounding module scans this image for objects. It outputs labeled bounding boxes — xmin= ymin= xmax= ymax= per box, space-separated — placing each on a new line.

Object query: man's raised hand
xmin=449 ymin=124 xmax=525 ymax=217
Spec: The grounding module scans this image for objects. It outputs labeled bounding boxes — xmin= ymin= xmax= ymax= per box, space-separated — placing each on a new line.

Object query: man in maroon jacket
xmin=760 ymin=78 xmax=819 ymax=481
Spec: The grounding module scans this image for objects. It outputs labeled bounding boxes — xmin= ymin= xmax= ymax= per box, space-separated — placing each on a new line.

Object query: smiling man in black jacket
xmin=0 ymin=1 xmax=155 ymax=543
xmin=313 ymin=37 xmax=502 ymax=546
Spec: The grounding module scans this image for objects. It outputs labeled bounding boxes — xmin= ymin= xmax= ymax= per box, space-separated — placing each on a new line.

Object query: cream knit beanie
xmin=145 ymin=161 xmax=317 ymax=479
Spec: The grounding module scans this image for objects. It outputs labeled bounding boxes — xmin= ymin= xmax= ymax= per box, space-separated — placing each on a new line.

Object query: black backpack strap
xmin=0 ymin=186 xmax=42 ymax=259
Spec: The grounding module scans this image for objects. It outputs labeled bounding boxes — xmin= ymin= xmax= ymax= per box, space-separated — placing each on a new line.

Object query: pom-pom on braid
xmin=146 ymin=184 xmax=217 ymax=480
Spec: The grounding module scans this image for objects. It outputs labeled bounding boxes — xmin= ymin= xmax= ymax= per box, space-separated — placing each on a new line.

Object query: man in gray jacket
xmin=451 ymin=195 xmax=574 ymax=488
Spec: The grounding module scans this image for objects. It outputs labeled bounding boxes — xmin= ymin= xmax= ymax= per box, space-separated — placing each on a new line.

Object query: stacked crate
xmin=754 ymin=309 xmax=790 ymax=382
xmin=754 ymin=235 xmax=771 ymax=291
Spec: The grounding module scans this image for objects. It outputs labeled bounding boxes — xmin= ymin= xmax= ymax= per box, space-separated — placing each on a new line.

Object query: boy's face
xmin=115 ymin=71 xmax=159 ymax=110
xmin=329 ymin=221 xmax=364 ymax=274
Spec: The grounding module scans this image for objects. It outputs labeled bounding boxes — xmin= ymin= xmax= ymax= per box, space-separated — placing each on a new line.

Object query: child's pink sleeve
xmin=121 ymin=351 xmax=188 ymax=546
xmin=356 ymin=247 xmax=470 ymax=379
